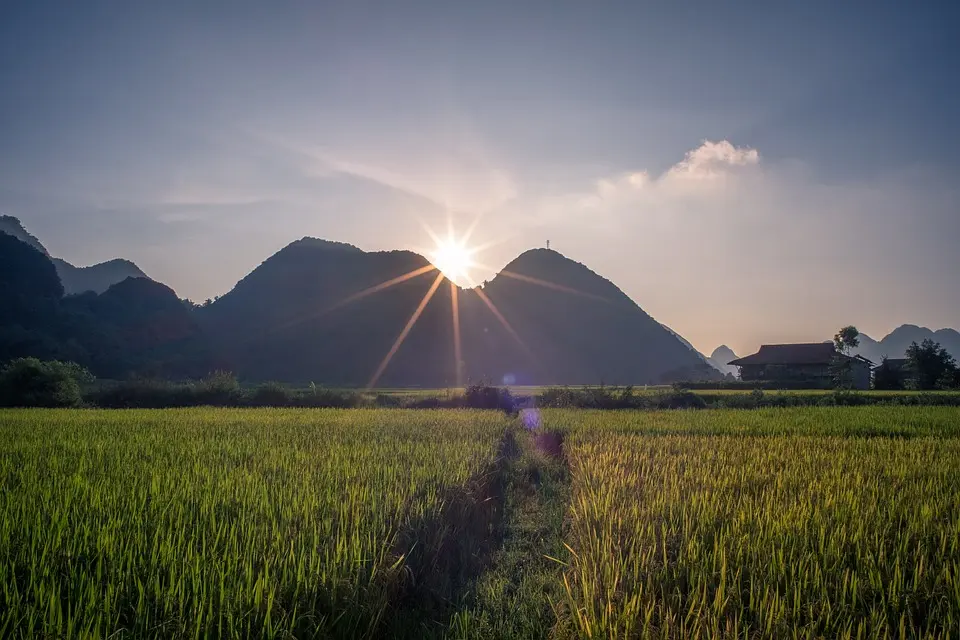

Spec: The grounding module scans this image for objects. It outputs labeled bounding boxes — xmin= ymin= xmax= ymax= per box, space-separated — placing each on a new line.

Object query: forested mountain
xmin=0 ymin=231 xmax=211 ymax=377
xmin=854 ymin=326 xmax=960 ymax=363
xmin=199 ymin=242 xmax=719 ymax=385
xmin=0 ymin=215 xmax=147 ymax=293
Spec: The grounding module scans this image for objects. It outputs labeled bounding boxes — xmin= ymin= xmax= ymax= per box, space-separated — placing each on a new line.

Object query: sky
xmin=1 ymin=0 xmax=958 ymax=356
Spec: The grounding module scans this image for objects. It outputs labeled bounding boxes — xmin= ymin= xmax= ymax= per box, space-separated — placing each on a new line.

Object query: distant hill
xmin=661 ymin=323 xmax=720 ymax=370
xmin=201 ymin=242 xmax=720 ymax=386
xmin=0 ymin=231 xmax=212 ymax=377
xmin=0 ymin=223 xmax=727 ymax=385
xmin=0 ymin=216 xmax=148 ymax=294
xmin=853 ymin=325 xmax=960 ymax=363
xmin=707 ymin=345 xmax=739 ymax=376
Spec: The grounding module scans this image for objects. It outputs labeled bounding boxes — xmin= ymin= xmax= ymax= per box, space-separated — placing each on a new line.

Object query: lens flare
xmin=430 ymin=239 xmax=476 ymax=284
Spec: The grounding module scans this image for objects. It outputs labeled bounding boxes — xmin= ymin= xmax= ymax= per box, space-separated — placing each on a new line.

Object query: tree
xmin=872 ymin=356 xmax=904 ymax=391
xmin=0 ymin=357 xmax=94 ymax=407
xmin=831 ymin=325 xmax=860 ymax=389
xmin=905 ymin=339 xmax=957 ymax=390
xmin=833 ymin=326 xmax=860 ymax=355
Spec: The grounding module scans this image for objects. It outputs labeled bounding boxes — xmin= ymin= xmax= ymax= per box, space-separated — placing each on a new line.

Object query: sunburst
xmin=273 ymin=215 xmax=603 ymax=389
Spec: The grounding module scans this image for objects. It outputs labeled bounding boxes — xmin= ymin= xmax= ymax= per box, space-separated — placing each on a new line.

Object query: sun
xmin=429 ymin=239 xmax=476 ymax=285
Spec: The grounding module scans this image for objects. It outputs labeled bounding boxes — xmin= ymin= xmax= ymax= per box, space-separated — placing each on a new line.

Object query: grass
xmin=0 ymin=409 xmax=509 ymax=638
xmin=448 ymin=424 xmax=572 ymax=639
xmin=553 ymin=407 xmax=960 ymax=638
xmin=3 ymin=406 xmax=960 ymax=638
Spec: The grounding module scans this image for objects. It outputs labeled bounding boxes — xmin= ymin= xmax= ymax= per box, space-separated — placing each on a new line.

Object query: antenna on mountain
xmin=546 ymin=239 xmax=551 ymax=250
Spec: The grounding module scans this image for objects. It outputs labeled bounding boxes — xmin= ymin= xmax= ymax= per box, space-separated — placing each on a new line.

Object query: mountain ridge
xmin=5 ymin=221 xmax=956 ymax=384
xmin=199 ymin=241 xmax=719 ymax=385
xmin=854 ymin=325 xmax=960 ymax=363
xmin=1 ymin=216 xmax=149 ymax=294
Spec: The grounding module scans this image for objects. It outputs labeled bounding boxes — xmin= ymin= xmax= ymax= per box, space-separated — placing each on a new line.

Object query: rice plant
xmin=0 ymin=408 xmax=508 ymax=638
xmin=556 ymin=407 xmax=960 ymax=638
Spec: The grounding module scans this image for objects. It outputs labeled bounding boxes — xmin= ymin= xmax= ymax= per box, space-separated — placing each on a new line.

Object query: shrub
xmin=193 ymin=371 xmax=241 ymax=405
xmin=88 ymin=378 xmax=194 ymax=408
xmin=464 ymin=382 xmax=516 ymax=413
xmin=0 ymin=357 xmax=93 ymax=408
xmin=245 ymin=382 xmax=293 ymax=407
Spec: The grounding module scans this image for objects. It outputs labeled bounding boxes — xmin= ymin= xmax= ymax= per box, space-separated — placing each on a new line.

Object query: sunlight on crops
xmin=0 ymin=409 xmax=508 ymax=638
xmin=554 ymin=408 xmax=960 ymax=638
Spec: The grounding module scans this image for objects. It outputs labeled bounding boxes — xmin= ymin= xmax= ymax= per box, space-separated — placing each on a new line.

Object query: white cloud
xmin=666 ymin=140 xmax=760 ymax=180
xmin=504 ymin=139 xmax=958 ymax=356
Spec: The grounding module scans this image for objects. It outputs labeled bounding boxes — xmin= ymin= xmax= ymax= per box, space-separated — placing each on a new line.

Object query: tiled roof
xmin=729 ymin=343 xmax=841 ymax=366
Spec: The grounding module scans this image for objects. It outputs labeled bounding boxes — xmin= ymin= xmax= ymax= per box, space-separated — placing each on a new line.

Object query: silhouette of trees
xmin=831 ymin=325 xmax=860 ymax=389
xmin=833 ymin=326 xmax=860 ymax=354
xmin=872 ymin=356 xmax=904 ymax=390
xmin=905 ymin=339 xmax=958 ymax=390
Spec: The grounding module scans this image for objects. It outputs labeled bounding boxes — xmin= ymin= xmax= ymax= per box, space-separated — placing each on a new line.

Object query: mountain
xmin=661 ymin=323 xmax=720 ymax=369
xmin=853 ymin=325 xmax=960 ymax=363
xmin=64 ymin=278 xmax=214 ymax=377
xmin=0 ymin=216 xmax=148 ymax=294
xmin=707 ymin=345 xmax=739 ymax=376
xmin=0 ymin=232 xmax=65 ymax=363
xmin=201 ymin=242 xmax=720 ymax=386
xmin=52 ymin=257 xmax=148 ymax=295
xmin=0 ymin=231 xmax=212 ymax=377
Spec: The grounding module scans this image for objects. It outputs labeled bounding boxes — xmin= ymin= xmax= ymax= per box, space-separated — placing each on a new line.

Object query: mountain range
xmin=2 ymin=215 xmax=956 ymax=385
xmin=0 ymin=215 xmax=148 ymax=294
xmin=1 ymin=217 xmax=718 ymax=385
xmin=853 ymin=326 xmax=960 ymax=364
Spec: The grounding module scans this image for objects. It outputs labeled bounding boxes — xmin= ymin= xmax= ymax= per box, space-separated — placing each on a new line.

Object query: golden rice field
xmin=2 ymin=406 xmax=959 ymax=638
xmin=0 ymin=409 xmax=509 ymax=638
xmin=551 ymin=407 xmax=960 ymax=639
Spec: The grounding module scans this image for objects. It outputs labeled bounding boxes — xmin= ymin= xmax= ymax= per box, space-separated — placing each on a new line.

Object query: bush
xmin=464 ymin=382 xmax=517 ymax=413
xmin=0 ymin=358 xmax=93 ymax=408
xmin=88 ymin=378 xmax=194 ymax=408
xmin=193 ymin=371 xmax=241 ymax=405
xmin=244 ymin=382 xmax=293 ymax=407
xmin=297 ymin=385 xmax=367 ymax=408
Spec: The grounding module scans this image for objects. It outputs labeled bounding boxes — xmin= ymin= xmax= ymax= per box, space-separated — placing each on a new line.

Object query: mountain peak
xmin=710 ymin=345 xmax=737 ymax=360
xmin=0 ymin=215 xmax=48 ymax=255
xmin=501 ymin=247 xmax=568 ymax=270
xmin=853 ymin=324 xmax=960 ymax=363
xmin=707 ymin=345 xmax=739 ymax=376
xmin=285 ymin=237 xmax=363 ymax=253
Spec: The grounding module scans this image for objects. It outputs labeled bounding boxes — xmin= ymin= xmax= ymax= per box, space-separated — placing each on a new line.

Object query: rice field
xmin=0 ymin=409 xmax=509 ymax=638
xmin=2 ymin=406 xmax=960 ymax=638
xmin=552 ymin=407 xmax=960 ymax=638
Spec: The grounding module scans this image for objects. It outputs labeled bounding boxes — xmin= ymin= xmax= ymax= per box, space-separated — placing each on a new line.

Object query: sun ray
xmin=460 ymin=211 xmax=485 ymax=245
xmin=497 ymin=270 xmax=609 ymax=302
xmin=450 ymin=280 xmax=462 ymax=387
xmin=416 ymin=216 xmax=445 ymax=248
xmin=260 ymin=264 xmax=438 ymax=339
xmin=474 ymin=287 xmax=538 ymax=364
xmin=367 ymin=271 xmax=445 ymax=388
xmin=331 ymin=264 xmax=437 ymax=311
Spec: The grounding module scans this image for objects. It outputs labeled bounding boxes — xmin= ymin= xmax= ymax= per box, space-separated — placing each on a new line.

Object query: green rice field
xmin=2 ymin=406 xmax=959 ymax=638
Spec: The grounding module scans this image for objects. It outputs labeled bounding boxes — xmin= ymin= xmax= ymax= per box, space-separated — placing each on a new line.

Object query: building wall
xmin=739 ymin=364 xmax=831 ymax=388
xmin=739 ymin=362 xmax=871 ymax=389
xmin=851 ymin=361 xmax=871 ymax=390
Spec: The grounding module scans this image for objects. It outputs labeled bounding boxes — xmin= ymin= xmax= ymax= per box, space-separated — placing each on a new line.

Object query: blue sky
xmin=2 ymin=1 xmax=958 ymax=355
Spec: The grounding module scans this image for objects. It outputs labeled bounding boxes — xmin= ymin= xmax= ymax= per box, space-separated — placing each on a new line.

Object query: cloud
xmin=667 ymin=140 xmax=760 ymax=179
xmin=511 ymin=139 xmax=959 ymax=356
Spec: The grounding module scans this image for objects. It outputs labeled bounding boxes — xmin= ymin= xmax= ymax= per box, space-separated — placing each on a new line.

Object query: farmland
xmin=2 ymin=406 xmax=960 ymax=638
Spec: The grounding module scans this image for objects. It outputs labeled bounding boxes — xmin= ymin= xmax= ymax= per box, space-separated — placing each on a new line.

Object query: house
xmin=728 ymin=342 xmax=873 ymax=389
xmin=872 ymin=358 xmax=912 ymax=389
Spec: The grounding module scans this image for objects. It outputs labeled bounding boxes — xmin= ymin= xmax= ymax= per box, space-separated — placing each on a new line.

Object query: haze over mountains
xmin=2 ymin=215 xmax=957 ymax=385
xmin=853 ymin=327 xmax=960 ymax=364
xmin=0 ymin=216 xmax=147 ymax=294
xmin=1 ymin=218 xmax=717 ymax=385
